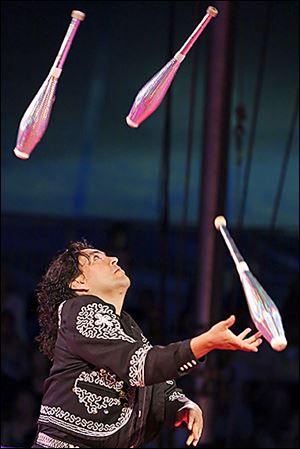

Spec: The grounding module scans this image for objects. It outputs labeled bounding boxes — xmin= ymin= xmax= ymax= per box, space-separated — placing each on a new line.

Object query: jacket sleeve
xmin=163 ymin=379 xmax=194 ymax=425
xmin=62 ymin=296 xmax=204 ymax=387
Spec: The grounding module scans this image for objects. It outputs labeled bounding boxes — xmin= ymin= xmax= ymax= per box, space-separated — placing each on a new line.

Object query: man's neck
xmin=87 ymin=289 xmax=126 ymax=316
xmin=102 ymin=294 xmax=125 ymax=316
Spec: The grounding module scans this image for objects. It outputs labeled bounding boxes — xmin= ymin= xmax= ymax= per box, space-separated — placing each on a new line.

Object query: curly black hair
xmin=36 ymin=239 xmax=94 ymax=360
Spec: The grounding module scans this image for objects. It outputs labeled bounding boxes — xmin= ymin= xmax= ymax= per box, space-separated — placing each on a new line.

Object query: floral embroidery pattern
xmin=76 ymin=303 xmax=135 ymax=343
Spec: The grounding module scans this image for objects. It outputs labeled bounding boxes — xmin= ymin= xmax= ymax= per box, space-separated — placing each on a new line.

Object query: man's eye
xmin=94 ymin=255 xmax=102 ymax=260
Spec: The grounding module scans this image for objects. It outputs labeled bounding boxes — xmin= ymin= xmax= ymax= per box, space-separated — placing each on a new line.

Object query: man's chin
xmin=118 ymin=273 xmax=131 ymax=289
xmin=124 ymin=275 xmax=131 ymax=288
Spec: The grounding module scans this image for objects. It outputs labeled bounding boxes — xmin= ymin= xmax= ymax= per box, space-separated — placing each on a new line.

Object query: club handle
xmin=50 ymin=10 xmax=85 ymax=77
xmin=176 ymin=6 xmax=218 ymax=58
xmin=214 ymin=216 xmax=247 ymax=274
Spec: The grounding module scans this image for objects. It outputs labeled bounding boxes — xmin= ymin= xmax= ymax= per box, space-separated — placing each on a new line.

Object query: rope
xmin=270 ymin=89 xmax=299 ymax=230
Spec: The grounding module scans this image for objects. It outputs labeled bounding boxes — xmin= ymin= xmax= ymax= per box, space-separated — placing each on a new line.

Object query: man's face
xmin=73 ymin=248 xmax=130 ymax=296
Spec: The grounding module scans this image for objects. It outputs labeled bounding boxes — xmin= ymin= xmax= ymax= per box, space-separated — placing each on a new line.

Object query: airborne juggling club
xmin=214 ymin=216 xmax=287 ymax=352
xmin=13 ymin=10 xmax=85 ymax=160
xmin=126 ymin=6 xmax=218 ymax=128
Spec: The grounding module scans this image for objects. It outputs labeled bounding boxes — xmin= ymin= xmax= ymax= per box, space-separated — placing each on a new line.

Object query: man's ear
xmin=69 ymin=273 xmax=87 ymax=292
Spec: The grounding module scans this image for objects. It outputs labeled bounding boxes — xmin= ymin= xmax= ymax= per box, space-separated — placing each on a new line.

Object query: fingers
xmin=252 ymin=337 xmax=263 ymax=348
xmin=186 ymin=432 xmax=199 ymax=447
xmin=254 ymin=331 xmax=263 ymax=339
xmin=224 ymin=314 xmax=236 ymax=328
xmin=185 ymin=425 xmax=202 ymax=447
xmin=239 ymin=329 xmax=263 ymax=351
xmin=238 ymin=327 xmax=252 ymax=339
xmin=188 ymin=413 xmax=194 ymax=431
xmin=245 ymin=331 xmax=262 ymax=344
xmin=242 ymin=337 xmax=263 ymax=352
xmin=238 ymin=328 xmax=262 ymax=342
xmin=185 ymin=410 xmax=203 ymax=446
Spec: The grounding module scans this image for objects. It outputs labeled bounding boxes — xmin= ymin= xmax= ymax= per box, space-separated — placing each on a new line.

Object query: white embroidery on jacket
xmin=76 ymin=303 xmax=135 ymax=342
xmin=141 ymin=334 xmax=148 ymax=343
xmin=72 ymin=370 xmax=125 ymax=415
xmin=73 ymin=387 xmax=120 ymax=415
xmin=37 ymin=432 xmax=80 ymax=448
xmin=169 ymin=391 xmax=185 ymax=401
xmin=58 ymin=301 xmax=66 ymax=328
xmin=38 ymin=388 xmax=136 ymax=438
xmin=129 ymin=339 xmax=152 ymax=387
xmin=75 ymin=370 xmax=124 ymax=391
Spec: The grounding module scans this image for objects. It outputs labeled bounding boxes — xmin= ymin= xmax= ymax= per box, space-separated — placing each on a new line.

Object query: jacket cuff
xmin=175 ymin=339 xmax=205 ymax=376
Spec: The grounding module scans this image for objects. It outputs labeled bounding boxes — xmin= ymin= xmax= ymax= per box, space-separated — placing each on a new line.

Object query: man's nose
xmin=109 ymin=256 xmax=118 ymax=265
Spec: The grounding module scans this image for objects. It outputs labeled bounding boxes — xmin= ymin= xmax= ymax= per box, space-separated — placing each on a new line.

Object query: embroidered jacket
xmin=36 ymin=295 xmax=203 ymax=448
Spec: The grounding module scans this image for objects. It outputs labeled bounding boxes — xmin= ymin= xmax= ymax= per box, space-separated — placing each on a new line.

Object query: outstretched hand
xmin=174 ymin=402 xmax=203 ymax=447
xmin=190 ymin=314 xmax=263 ymax=360
xmin=207 ymin=315 xmax=263 ymax=352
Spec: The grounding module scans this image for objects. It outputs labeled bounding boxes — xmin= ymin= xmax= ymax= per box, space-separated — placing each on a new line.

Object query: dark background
xmin=1 ymin=1 xmax=299 ymax=448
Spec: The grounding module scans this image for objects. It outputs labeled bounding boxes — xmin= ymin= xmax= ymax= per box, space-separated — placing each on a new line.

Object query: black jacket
xmin=36 ymin=295 xmax=203 ymax=447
